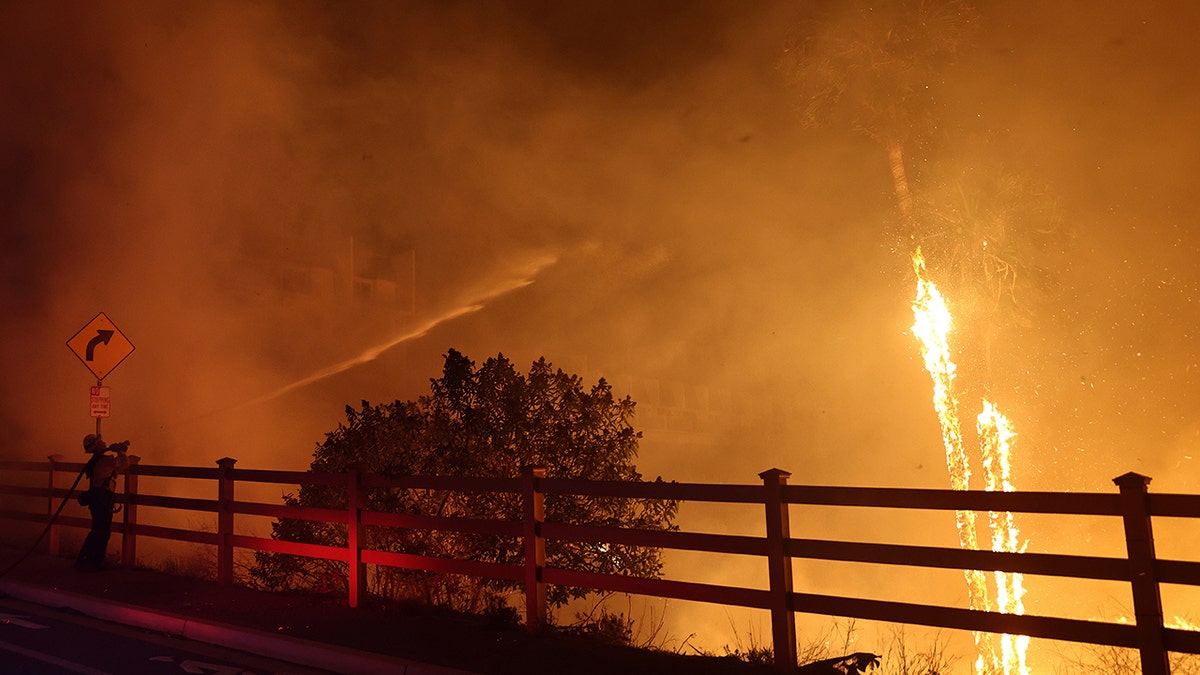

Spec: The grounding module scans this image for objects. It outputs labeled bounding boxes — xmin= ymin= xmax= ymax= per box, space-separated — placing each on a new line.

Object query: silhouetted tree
xmin=251 ymin=349 xmax=678 ymax=614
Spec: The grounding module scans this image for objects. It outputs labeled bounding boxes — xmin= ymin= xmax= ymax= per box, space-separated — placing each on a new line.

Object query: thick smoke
xmin=3 ymin=1 xmax=1200 ymax=662
xmin=0 ymin=1 xmax=893 ymax=479
xmin=2 ymin=0 xmax=1198 ymax=486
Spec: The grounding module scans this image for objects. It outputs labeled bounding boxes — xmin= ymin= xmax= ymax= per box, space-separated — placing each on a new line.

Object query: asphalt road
xmin=0 ymin=597 xmax=333 ymax=675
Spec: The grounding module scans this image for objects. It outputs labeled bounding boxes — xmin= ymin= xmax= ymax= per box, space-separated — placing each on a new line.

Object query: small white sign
xmin=90 ymin=386 xmax=111 ymax=419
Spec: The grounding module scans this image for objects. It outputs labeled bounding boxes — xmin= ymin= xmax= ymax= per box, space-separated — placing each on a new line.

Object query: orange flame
xmin=911 ymin=248 xmax=1029 ymax=675
xmin=978 ymin=401 xmax=1029 ymax=675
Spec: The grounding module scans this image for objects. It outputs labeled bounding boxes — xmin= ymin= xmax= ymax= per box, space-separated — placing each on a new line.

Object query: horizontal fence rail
xmin=0 ymin=458 xmax=1197 ymax=674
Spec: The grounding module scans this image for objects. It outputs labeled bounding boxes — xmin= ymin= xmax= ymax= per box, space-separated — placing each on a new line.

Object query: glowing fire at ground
xmin=910 ymin=249 xmax=1029 ymax=675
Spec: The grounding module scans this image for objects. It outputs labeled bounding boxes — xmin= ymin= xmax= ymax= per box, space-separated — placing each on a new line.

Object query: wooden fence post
xmin=217 ymin=457 xmax=237 ymax=585
xmin=346 ymin=466 xmax=366 ymax=608
xmin=760 ymin=468 xmax=797 ymax=673
xmin=46 ymin=455 xmax=63 ymax=556
xmin=1114 ymin=471 xmax=1170 ymax=675
xmin=121 ymin=455 xmax=141 ymax=567
xmin=523 ymin=465 xmax=547 ymax=634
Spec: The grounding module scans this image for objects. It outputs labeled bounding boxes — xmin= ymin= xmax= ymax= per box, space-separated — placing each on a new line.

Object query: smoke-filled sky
xmin=2 ymin=0 xmax=1199 ymax=501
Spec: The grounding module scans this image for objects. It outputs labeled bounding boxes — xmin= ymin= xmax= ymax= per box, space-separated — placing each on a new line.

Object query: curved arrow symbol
xmin=85 ymin=330 xmax=114 ymax=361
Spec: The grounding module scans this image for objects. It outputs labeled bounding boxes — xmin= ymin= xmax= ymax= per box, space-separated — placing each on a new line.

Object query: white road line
xmin=0 ymin=611 xmax=49 ymax=629
xmin=0 ymin=638 xmax=114 ymax=674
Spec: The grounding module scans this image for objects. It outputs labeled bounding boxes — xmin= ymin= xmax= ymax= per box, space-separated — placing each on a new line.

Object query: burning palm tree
xmin=778 ymin=4 xmax=1069 ymax=673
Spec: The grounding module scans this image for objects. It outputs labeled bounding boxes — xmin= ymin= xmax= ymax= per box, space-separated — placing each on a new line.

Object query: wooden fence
xmin=1 ymin=457 xmax=1199 ymax=674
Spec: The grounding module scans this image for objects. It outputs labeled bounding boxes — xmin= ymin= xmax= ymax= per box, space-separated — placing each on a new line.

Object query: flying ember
xmin=910 ymin=248 xmax=1029 ymax=675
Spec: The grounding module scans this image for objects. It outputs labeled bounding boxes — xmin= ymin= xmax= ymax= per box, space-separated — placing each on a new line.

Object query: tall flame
xmin=978 ymin=401 xmax=1029 ymax=675
xmin=910 ymin=249 xmax=996 ymax=671
xmin=910 ymin=249 xmax=1029 ymax=675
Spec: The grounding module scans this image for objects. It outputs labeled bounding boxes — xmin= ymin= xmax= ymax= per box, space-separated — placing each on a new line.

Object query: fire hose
xmin=0 ymin=457 xmax=95 ymax=579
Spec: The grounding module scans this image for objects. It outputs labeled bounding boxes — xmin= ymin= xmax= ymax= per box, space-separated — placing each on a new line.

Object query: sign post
xmin=67 ymin=312 xmax=135 ymax=436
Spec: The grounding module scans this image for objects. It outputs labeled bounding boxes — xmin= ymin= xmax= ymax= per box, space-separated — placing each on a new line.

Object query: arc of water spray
xmin=244 ymin=302 xmax=484 ymax=408
xmin=167 ymin=251 xmax=562 ymax=428
xmin=243 ymin=252 xmax=560 ymax=409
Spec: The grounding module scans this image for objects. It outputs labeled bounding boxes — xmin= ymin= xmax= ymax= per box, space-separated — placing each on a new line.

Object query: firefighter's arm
xmin=112 ymin=445 xmax=135 ymax=472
